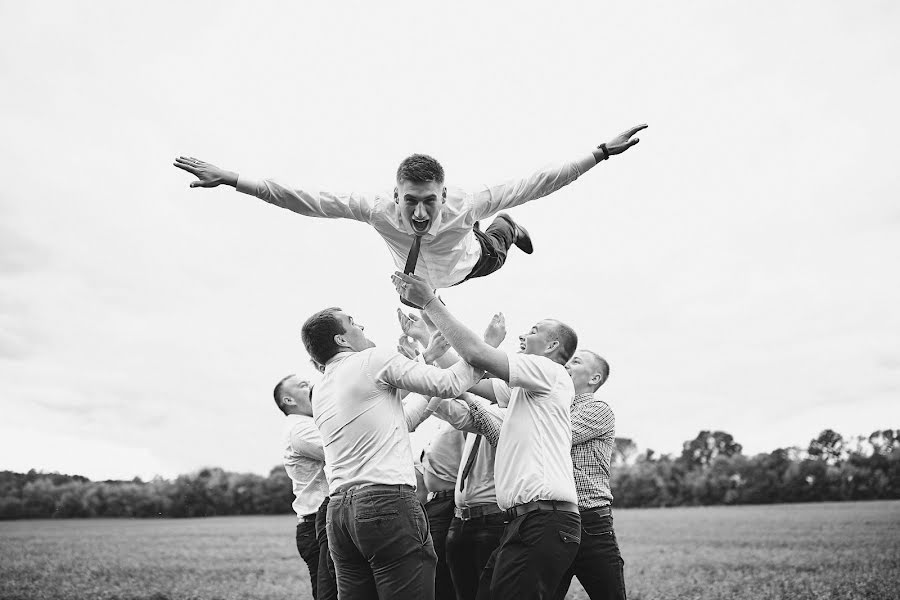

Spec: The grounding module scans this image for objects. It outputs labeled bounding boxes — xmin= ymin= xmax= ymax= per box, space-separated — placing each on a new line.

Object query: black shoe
xmin=497 ymin=212 xmax=533 ymax=254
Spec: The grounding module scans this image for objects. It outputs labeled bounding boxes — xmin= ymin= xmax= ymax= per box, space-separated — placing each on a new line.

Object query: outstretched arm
xmin=173 ymin=156 xmax=375 ymax=222
xmin=393 ymin=272 xmax=511 ymax=382
xmin=470 ymin=124 xmax=648 ymax=220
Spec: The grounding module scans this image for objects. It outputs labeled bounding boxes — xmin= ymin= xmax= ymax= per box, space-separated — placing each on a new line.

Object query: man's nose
xmin=414 ymin=203 xmax=427 ymax=218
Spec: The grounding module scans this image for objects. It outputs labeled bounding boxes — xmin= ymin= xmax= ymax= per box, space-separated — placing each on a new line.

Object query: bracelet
xmin=423 ymin=295 xmax=440 ymax=310
xmin=596 ymin=143 xmax=609 ymax=161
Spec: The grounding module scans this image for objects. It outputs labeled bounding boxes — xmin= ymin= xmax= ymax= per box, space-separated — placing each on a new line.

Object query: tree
xmin=679 ymin=430 xmax=743 ymax=470
xmin=808 ymin=429 xmax=846 ymax=465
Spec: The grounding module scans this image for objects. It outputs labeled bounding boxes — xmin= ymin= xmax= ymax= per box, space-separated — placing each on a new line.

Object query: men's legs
xmin=296 ymin=520 xmax=320 ymax=599
xmin=555 ymin=511 xmax=626 ymax=600
xmin=327 ymin=495 xmax=378 ymax=600
xmin=446 ymin=513 xmax=507 ymax=600
xmin=462 ymin=214 xmax=521 ymax=282
xmin=423 ymin=495 xmax=456 ymax=600
xmin=479 ymin=510 xmax=581 ymax=600
xmin=348 ymin=486 xmax=438 ymax=600
xmin=315 ymin=498 xmax=338 ymax=600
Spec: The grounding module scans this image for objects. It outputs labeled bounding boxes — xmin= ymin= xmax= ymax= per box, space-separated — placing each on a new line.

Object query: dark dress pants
xmin=314 ymin=498 xmax=338 ymax=600
xmin=296 ymin=518 xmax=320 ymax=599
xmin=461 ymin=214 xmax=517 ymax=282
xmin=445 ymin=513 xmax=507 ymax=600
xmin=476 ymin=510 xmax=581 ymax=600
xmin=327 ymin=485 xmax=438 ymax=600
xmin=552 ymin=511 xmax=626 ymax=600
xmin=424 ymin=495 xmax=456 ymax=600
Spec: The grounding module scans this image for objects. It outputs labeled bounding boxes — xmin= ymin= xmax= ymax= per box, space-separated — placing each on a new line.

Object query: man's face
xmin=565 ymin=350 xmax=599 ymax=390
xmin=283 ymin=376 xmax=313 ymax=414
xmin=335 ymin=311 xmax=375 ymax=352
xmin=395 ymin=180 xmax=446 ymax=235
xmin=518 ymin=320 xmax=557 ymax=356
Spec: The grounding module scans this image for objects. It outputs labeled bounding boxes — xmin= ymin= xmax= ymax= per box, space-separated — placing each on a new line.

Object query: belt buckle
xmin=460 ymin=506 xmax=471 ymax=520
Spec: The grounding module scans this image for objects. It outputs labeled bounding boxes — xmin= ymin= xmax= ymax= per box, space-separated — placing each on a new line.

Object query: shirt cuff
xmin=576 ymin=152 xmax=598 ymax=174
xmin=235 ymin=175 xmax=259 ymax=195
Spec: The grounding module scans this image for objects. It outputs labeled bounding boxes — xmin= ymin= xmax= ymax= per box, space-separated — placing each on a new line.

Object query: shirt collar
xmin=572 ymin=392 xmax=595 ymax=406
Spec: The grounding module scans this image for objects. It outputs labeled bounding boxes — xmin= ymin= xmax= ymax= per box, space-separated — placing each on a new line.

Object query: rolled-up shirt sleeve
xmin=375 ymin=348 xmax=484 ymax=399
xmin=466 ymin=397 xmax=504 ymax=447
xmin=236 ymin=176 xmax=376 ymax=223
xmin=469 ymin=154 xmax=596 ymax=221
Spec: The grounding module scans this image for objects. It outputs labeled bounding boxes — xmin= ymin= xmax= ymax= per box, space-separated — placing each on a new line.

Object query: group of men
xmin=176 ymin=123 xmax=646 ymax=599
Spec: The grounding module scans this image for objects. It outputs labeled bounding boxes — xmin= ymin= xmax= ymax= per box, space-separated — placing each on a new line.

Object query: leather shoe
xmin=497 ymin=213 xmax=533 ymax=255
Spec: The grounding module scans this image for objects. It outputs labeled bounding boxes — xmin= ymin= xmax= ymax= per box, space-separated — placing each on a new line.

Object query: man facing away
xmin=395 ymin=276 xmax=582 ymax=600
xmin=274 ymin=374 xmax=335 ymax=600
xmin=300 ymin=307 xmax=485 ymax=600
xmin=553 ymin=350 xmax=626 ymax=600
xmin=173 ymin=125 xmax=647 ymax=290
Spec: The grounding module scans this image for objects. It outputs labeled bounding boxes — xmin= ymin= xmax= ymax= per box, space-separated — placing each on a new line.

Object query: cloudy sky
xmin=1 ymin=2 xmax=897 ymax=481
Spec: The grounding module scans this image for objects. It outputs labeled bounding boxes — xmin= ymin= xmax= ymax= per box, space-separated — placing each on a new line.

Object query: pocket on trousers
xmin=354 ymin=496 xmax=400 ymax=523
xmin=582 ymin=515 xmax=613 ymax=537
xmin=558 ymin=529 xmax=581 ymax=544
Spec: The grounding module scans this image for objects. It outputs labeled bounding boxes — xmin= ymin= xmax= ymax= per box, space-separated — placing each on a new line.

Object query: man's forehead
xmin=398 ymin=180 xmax=443 ymax=196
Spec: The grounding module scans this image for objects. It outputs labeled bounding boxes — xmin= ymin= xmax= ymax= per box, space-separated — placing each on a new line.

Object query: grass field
xmin=1 ymin=500 xmax=898 ymax=600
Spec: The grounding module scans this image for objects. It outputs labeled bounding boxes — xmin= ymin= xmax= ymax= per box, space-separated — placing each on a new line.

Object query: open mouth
xmin=519 ymin=341 xmax=526 ymax=352
xmin=412 ymin=217 xmax=430 ymax=233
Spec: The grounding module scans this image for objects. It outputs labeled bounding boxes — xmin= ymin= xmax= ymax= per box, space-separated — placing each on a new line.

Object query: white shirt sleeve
xmin=490 ymin=378 xmax=513 ymax=408
xmin=374 ymin=348 xmax=484 ymax=399
xmin=507 ymin=353 xmax=557 ymax=394
xmin=290 ymin=421 xmax=326 ymax=462
xmin=235 ymin=176 xmax=376 ymax=223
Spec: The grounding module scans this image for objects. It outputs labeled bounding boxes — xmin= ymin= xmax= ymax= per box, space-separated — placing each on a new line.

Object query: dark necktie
xmin=400 ymin=235 xmax=423 ymax=308
xmin=459 ymin=434 xmax=482 ymax=492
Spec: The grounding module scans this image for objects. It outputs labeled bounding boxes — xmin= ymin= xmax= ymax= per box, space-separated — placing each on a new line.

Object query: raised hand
xmin=422 ymin=330 xmax=451 ymax=365
xmin=603 ymin=124 xmax=648 ymax=156
xmin=397 ymin=335 xmax=420 ymax=360
xmin=397 ymin=309 xmax=431 ymax=346
xmin=172 ymin=156 xmax=238 ymax=188
xmin=392 ymin=272 xmax=435 ymax=309
xmin=483 ymin=312 xmax=507 ymax=348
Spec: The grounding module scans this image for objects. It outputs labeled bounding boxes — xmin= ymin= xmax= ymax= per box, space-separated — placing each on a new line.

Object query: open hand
xmin=392 ymin=272 xmax=435 ymax=309
xmin=604 ymin=124 xmax=648 ymax=156
xmin=173 ymin=156 xmax=238 ymax=188
xmin=397 ymin=335 xmax=420 ymax=360
xmin=422 ymin=330 xmax=451 ymax=364
xmin=484 ymin=312 xmax=507 ymax=348
xmin=397 ymin=309 xmax=431 ymax=346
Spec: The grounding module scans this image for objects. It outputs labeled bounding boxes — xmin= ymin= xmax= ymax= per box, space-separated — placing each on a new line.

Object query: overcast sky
xmin=1 ymin=1 xmax=898 ymax=481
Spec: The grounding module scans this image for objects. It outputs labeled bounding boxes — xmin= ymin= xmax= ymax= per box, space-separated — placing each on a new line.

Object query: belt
xmin=300 ymin=512 xmax=317 ymax=523
xmin=330 ymin=484 xmax=414 ymax=498
xmin=581 ymin=506 xmax=611 ymax=517
xmin=505 ymin=500 xmax=579 ymax=520
xmin=454 ymin=504 xmax=504 ymax=520
xmin=427 ymin=489 xmax=455 ymax=503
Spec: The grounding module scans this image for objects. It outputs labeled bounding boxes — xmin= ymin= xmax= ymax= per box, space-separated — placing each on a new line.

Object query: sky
xmin=1 ymin=1 xmax=898 ymax=481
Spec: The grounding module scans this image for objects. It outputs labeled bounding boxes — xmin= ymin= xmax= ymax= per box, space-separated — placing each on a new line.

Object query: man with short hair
xmin=553 ymin=350 xmax=626 ymax=600
xmin=301 ymin=306 xmax=484 ymax=600
xmin=274 ymin=374 xmax=335 ymax=600
xmin=174 ymin=125 xmax=647 ymax=290
xmin=394 ymin=276 xmax=582 ymax=600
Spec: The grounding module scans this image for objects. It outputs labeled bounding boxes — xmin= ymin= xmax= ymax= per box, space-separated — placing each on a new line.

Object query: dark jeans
xmin=296 ymin=519 xmax=320 ymax=599
xmin=424 ymin=495 xmax=456 ymax=600
xmin=327 ymin=484 xmax=438 ymax=600
xmin=552 ymin=511 xmax=626 ymax=600
xmin=315 ymin=498 xmax=338 ymax=600
xmin=462 ymin=214 xmax=517 ymax=282
xmin=476 ymin=510 xmax=581 ymax=600
xmin=445 ymin=513 xmax=507 ymax=600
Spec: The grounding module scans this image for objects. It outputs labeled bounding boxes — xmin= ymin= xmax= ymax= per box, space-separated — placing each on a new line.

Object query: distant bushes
xmin=1 ymin=428 xmax=897 ymax=519
xmin=611 ymin=428 xmax=900 ymax=507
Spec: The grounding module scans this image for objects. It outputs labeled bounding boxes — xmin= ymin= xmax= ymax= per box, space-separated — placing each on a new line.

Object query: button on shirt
xmin=235 ymin=155 xmax=597 ymax=289
xmin=313 ymin=347 xmax=482 ymax=493
xmin=282 ymin=414 xmax=329 ymax=519
xmin=469 ymin=354 xmax=578 ymax=510
xmin=571 ymin=393 xmax=616 ymax=508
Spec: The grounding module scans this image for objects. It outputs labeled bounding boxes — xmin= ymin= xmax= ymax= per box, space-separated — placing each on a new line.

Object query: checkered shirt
xmin=570 ymin=392 xmax=615 ymax=508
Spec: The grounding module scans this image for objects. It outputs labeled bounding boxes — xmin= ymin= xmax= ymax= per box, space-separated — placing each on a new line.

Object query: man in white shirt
xmin=274 ymin=374 xmax=335 ymax=600
xmin=394 ymin=278 xmax=582 ymax=600
xmin=300 ymin=306 xmax=484 ymax=600
xmin=173 ymin=125 xmax=646 ymax=290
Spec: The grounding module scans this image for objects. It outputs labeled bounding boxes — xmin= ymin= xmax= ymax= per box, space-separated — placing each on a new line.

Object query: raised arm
xmin=469 ymin=124 xmax=648 ymax=220
xmin=173 ymin=156 xmax=375 ymax=222
xmin=394 ymin=273 xmax=511 ymax=381
xmin=377 ymin=350 xmax=483 ymax=400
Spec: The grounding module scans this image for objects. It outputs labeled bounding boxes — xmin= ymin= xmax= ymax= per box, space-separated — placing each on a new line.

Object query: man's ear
xmin=590 ymin=373 xmax=603 ymax=387
xmin=394 ymin=187 xmax=399 ymax=203
xmin=280 ymin=395 xmax=296 ymax=407
xmin=546 ymin=340 xmax=560 ymax=355
xmin=334 ymin=333 xmax=352 ymax=349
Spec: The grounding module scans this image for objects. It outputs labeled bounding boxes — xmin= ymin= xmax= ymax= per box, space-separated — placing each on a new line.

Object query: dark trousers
xmin=552 ymin=510 xmax=626 ymax=600
xmin=315 ymin=498 xmax=338 ymax=600
xmin=296 ymin=518 xmax=320 ymax=599
xmin=424 ymin=495 xmax=456 ymax=600
xmin=445 ymin=513 xmax=507 ymax=600
xmin=462 ymin=214 xmax=518 ymax=282
xmin=327 ymin=484 xmax=438 ymax=600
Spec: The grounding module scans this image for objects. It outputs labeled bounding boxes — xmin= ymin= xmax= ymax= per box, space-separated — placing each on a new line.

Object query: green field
xmin=1 ymin=500 xmax=897 ymax=600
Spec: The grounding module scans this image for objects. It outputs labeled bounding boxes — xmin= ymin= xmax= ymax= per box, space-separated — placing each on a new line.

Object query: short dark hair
xmin=582 ymin=350 xmax=611 ymax=391
xmin=301 ymin=307 xmax=345 ymax=367
xmin=273 ymin=374 xmax=294 ymax=415
xmin=396 ymin=154 xmax=445 ymax=185
xmin=549 ymin=320 xmax=578 ymax=363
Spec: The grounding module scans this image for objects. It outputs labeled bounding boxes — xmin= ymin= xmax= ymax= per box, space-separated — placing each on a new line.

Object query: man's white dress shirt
xmin=282 ymin=414 xmax=329 ymax=518
xmin=236 ymin=155 xmax=597 ymax=289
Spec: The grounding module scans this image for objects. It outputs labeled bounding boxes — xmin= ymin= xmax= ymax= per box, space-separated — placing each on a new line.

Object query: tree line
xmin=1 ymin=428 xmax=897 ymax=519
